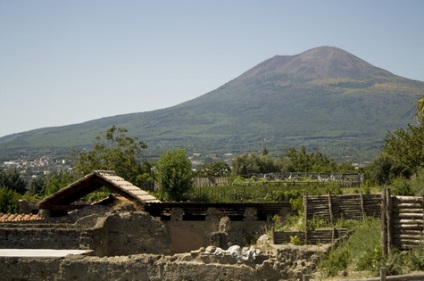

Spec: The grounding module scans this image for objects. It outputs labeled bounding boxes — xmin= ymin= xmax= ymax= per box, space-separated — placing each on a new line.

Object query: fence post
xmin=328 ymin=193 xmax=334 ymax=224
xmin=304 ymin=193 xmax=308 ymax=244
xmin=381 ymin=188 xmax=388 ymax=259
xmin=386 ymin=188 xmax=392 ymax=257
xmin=380 ymin=266 xmax=386 ymax=281
xmin=422 ymin=194 xmax=424 ymax=233
xmin=360 ymin=191 xmax=366 ymax=220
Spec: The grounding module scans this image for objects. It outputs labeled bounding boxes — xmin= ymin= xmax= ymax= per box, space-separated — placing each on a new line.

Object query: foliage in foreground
xmin=385 ymin=245 xmax=424 ymax=275
xmin=318 ymin=218 xmax=382 ymax=277
xmin=318 ymin=215 xmax=424 ymax=278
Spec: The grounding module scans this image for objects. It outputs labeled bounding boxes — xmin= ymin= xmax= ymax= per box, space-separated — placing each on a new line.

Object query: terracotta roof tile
xmin=0 ymin=213 xmax=43 ymax=223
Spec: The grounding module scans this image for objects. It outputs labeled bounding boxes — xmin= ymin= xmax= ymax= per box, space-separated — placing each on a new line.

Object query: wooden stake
xmin=304 ymin=193 xmax=308 ymax=244
xmin=386 ymin=188 xmax=392 ymax=257
xmin=380 ymin=266 xmax=387 ymax=281
xmin=422 ymin=195 xmax=424 ymax=233
xmin=360 ymin=191 xmax=366 ymax=220
xmin=381 ymin=188 xmax=388 ymax=259
xmin=328 ymin=193 xmax=334 ymax=224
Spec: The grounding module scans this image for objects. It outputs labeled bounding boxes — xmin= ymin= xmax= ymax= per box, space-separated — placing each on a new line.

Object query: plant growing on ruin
xmin=289 ymin=235 xmax=303 ymax=245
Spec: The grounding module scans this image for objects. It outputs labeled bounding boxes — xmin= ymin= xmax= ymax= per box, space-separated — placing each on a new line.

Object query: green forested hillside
xmin=1 ymin=46 xmax=423 ymax=162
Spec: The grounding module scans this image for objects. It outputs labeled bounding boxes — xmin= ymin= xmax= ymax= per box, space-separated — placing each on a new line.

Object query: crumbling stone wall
xmin=0 ymin=254 xmax=269 ymax=281
xmin=105 ymin=211 xmax=171 ymax=256
xmin=0 ymin=204 xmax=281 ymax=256
xmin=0 ymin=243 xmax=331 ymax=281
xmin=0 ymin=226 xmax=93 ymax=250
xmin=0 ymin=206 xmax=171 ymax=256
xmin=165 ymin=207 xmax=272 ymax=253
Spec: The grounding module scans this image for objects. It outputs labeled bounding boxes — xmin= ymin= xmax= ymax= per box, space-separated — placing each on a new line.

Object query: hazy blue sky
xmin=1 ymin=1 xmax=423 ymax=137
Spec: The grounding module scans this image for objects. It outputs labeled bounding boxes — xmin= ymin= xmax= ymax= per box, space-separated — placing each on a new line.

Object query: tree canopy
xmin=231 ymin=152 xmax=279 ymax=176
xmin=72 ymin=126 xmax=151 ymax=187
xmin=285 ymin=147 xmax=337 ymax=173
xmin=196 ymin=161 xmax=230 ymax=177
xmin=382 ymin=123 xmax=424 ymax=176
xmin=231 ymin=147 xmax=347 ymax=176
xmin=0 ymin=169 xmax=26 ymax=194
xmin=155 ymin=148 xmax=193 ymax=201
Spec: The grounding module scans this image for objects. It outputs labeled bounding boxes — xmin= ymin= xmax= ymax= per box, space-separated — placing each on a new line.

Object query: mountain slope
xmin=1 ymin=46 xmax=423 ymax=162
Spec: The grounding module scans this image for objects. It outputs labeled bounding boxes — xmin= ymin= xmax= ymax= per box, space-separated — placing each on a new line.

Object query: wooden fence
xmin=192 ymin=177 xmax=230 ymax=187
xmin=304 ymin=192 xmax=424 ymax=253
xmin=272 ymin=194 xmax=381 ymax=246
xmin=381 ymin=188 xmax=424 ymax=255
xmin=304 ymin=194 xmax=381 ymax=223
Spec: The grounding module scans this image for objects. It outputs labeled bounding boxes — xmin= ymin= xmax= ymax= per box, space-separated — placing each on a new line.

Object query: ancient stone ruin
xmin=0 ymin=171 xmax=333 ymax=280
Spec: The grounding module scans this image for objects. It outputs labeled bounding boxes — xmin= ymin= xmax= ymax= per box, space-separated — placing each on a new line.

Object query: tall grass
xmin=318 ymin=218 xmax=382 ymax=277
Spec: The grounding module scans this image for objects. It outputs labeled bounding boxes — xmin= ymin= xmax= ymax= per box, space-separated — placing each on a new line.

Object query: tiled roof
xmin=38 ymin=170 xmax=160 ymax=211
xmin=0 ymin=213 xmax=43 ymax=223
xmin=96 ymin=171 xmax=160 ymax=203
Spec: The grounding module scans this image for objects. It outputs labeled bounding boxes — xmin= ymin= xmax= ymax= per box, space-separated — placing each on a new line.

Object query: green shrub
xmin=290 ymin=235 xmax=303 ymax=245
xmin=278 ymin=214 xmax=306 ymax=232
xmin=390 ymin=177 xmax=414 ymax=196
xmin=83 ymin=189 xmax=112 ymax=202
xmin=324 ymin=183 xmax=342 ymax=195
xmin=290 ymin=196 xmax=304 ymax=214
xmin=270 ymin=190 xmax=302 ymax=202
xmin=319 ymin=248 xmax=350 ymax=277
xmin=307 ymin=215 xmax=327 ymax=230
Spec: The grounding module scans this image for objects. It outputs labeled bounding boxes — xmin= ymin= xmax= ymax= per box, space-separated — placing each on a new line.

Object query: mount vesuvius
xmin=1 ymin=46 xmax=423 ymax=162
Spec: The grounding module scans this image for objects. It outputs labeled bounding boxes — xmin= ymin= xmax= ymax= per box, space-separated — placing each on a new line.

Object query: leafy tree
xmin=43 ymin=172 xmax=75 ymax=196
xmin=285 ymin=147 xmax=338 ymax=173
xmin=366 ymin=154 xmax=411 ymax=185
xmin=382 ymin=124 xmax=424 ymax=176
xmin=274 ymin=156 xmax=292 ymax=172
xmin=232 ymin=152 xmax=279 ymax=176
xmin=28 ymin=176 xmax=45 ymax=196
xmin=72 ymin=126 xmax=151 ymax=186
xmin=196 ymin=161 xmax=230 ymax=177
xmin=286 ymin=147 xmax=311 ymax=172
xmin=0 ymin=169 xmax=26 ymax=194
xmin=0 ymin=187 xmax=20 ymax=213
xmin=156 ymin=148 xmax=193 ymax=201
